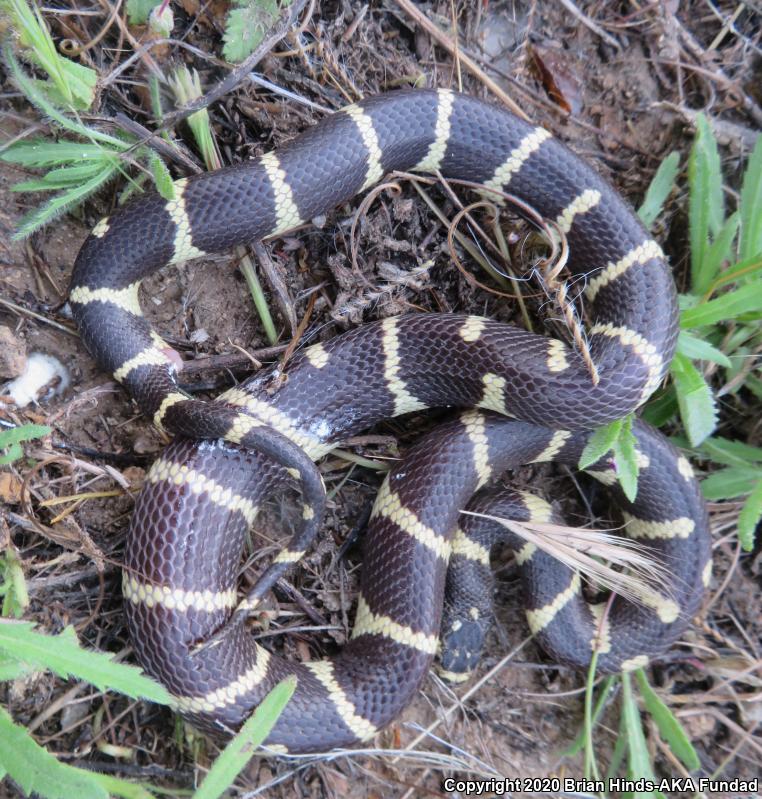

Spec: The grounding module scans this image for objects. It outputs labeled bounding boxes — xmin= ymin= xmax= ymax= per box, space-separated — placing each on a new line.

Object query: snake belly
xmin=68 ymin=89 xmax=711 ymax=752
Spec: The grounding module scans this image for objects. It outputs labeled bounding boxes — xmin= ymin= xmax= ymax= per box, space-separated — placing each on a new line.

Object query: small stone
xmin=0 ymin=327 xmax=27 ymax=379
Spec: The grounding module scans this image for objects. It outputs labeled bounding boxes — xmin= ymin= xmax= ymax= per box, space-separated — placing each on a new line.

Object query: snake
xmin=69 ymin=89 xmax=711 ymax=753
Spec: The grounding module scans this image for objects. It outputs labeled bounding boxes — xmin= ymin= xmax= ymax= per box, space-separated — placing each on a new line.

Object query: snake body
xmin=69 ymin=90 xmax=711 ymax=752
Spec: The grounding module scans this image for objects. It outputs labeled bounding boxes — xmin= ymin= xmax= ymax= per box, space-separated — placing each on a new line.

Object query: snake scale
xmin=69 ymin=89 xmax=711 ymax=753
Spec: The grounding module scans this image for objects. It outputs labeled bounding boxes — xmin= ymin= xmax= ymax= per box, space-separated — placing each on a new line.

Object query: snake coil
xmin=70 ymin=90 xmax=711 ymax=753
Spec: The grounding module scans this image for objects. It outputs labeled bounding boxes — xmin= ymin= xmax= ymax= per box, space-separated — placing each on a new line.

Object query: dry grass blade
xmin=460 ymin=510 xmax=675 ymax=604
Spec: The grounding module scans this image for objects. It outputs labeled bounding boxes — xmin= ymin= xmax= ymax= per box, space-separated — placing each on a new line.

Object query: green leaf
xmin=0 ymin=442 xmax=24 ymax=466
xmin=739 ymin=134 xmax=762 ymax=262
xmin=12 ymin=164 xmax=119 ymax=239
xmin=688 ymin=114 xmax=725 ymax=293
xmin=0 ymin=654 xmax=33 ymax=681
xmin=701 ymin=467 xmax=762 ymax=500
xmin=676 ymin=330 xmax=732 ymax=367
xmin=0 ymin=706 xmax=108 ymax=799
xmin=1 ymin=549 xmax=29 ymax=618
xmin=0 ymin=140 xmax=112 ymax=167
xmin=32 ymin=59 xmax=97 ymax=111
xmin=579 ymin=417 xmax=624 ymax=469
xmin=612 ymin=415 xmax=639 ymax=502
xmin=738 ymin=479 xmax=762 ymax=552
xmin=126 ymin=0 xmax=161 ymax=24
xmin=9 ymin=0 xmax=71 ymax=107
xmin=0 ymin=424 xmax=50 ymax=448
xmin=222 ymin=0 xmax=281 ymax=63
xmin=0 ymin=424 xmax=50 ymax=463
xmin=147 ymin=151 xmax=175 ymax=200
xmin=680 ymin=283 xmax=762 ymax=328
xmin=579 ymin=416 xmax=639 ymax=500
xmin=699 ymin=436 xmax=762 ymax=467
xmin=192 ymin=675 xmax=296 ymax=799
xmin=0 ymin=622 xmax=172 ymax=704
xmin=5 ymin=46 xmax=127 ymax=149
xmin=5 ymin=0 xmax=96 ymax=111
xmin=670 ymin=352 xmax=718 ymax=446
xmin=635 ymin=670 xmax=700 ymax=771
xmin=638 ymin=151 xmax=680 ymax=229
xmin=12 ymin=161 xmax=111 ymax=192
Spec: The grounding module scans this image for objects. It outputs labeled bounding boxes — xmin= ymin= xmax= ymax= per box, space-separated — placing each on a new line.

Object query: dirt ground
xmin=1 ymin=1 xmax=760 ymax=797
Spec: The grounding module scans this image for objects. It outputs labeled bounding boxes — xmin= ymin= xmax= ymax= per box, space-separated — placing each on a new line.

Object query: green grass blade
xmin=0 ymin=622 xmax=172 ymax=704
xmin=670 ymin=353 xmax=718 ymax=446
xmin=701 ymin=467 xmax=761 ymax=500
xmin=562 ymin=676 xmax=616 ymax=758
xmin=620 ymin=673 xmax=661 ymax=797
xmin=148 ymin=151 xmax=176 ymax=200
xmin=738 ymin=479 xmax=762 ymax=551
xmin=676 ymin=331 xmax=732 ymax=367
xmin=192 ymin=675 xmax=296 ymax=799
xmin=606 ymin=713 xmax=628 ymax=781
xmin=705 ymin=253 xmax=762 ymax=295
xmin=701 ymin=211 xmax=739 ymax=280
xmin=680 ymin=283 xmax=762 ymax=328
xmin=638 ymin=151 xmax=680 ymax=230
xmin=0 ymin=706 xmax=108 ymax=799
xmin=634 ymin=670 xmax=700 ymax=771
xmin=688 ymin=114 xmax=725 ymax=293
xmin=739 ymin=134 xmax=762 ymax=262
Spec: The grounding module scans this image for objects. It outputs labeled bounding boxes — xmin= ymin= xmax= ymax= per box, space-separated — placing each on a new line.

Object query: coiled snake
xmin=70 ymin=90 xmax=711 ymax=753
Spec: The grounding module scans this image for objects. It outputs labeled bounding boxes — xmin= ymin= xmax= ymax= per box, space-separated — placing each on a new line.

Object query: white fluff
xmin=3 ymin=353 xmax=70 ymax=407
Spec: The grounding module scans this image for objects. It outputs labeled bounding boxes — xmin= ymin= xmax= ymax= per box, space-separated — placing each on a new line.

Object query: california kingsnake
xmin=70 ymin=89 xmax=711 ymax=752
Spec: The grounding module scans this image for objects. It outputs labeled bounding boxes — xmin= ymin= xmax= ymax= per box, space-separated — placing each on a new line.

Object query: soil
xmin=1 ymin=1 xmax=760 ymax=798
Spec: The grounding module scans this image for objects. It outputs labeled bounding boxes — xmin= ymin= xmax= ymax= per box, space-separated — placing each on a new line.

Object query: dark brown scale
xmin=68 ymin=91 xmax=708 ymax=751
